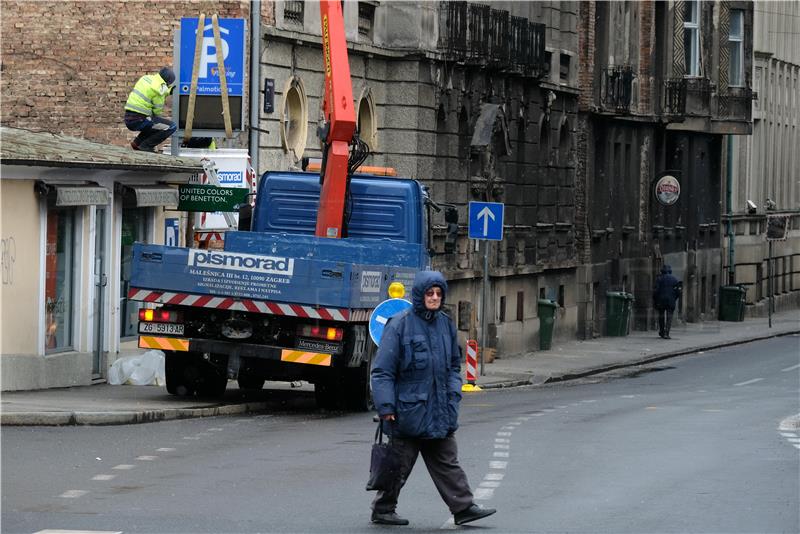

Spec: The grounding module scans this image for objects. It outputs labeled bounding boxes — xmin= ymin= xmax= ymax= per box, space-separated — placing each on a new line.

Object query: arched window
xmin=356 ymin=90 xmax=377 ymax=150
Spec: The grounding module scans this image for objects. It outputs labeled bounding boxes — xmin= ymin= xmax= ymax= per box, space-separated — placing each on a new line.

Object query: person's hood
xmin=661 ymin=265 xmax=672 ymax=274
xmin=411 ymin=270 xmax=448 ymax=321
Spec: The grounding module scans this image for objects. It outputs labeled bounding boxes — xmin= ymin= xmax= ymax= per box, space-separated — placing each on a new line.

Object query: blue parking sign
xmin=179 ymin=18 xmax=245 ymax=97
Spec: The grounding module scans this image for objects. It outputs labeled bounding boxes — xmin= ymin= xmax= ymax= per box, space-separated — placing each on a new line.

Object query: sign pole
xmin=768 ymin=240 xmax=773 ymax=328
xmin=480 ymin=239 xmax=489 ymax=376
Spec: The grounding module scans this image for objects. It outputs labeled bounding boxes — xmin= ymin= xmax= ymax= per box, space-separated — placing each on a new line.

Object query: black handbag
xmin=365 ymin=420 xmax=400 ymax=491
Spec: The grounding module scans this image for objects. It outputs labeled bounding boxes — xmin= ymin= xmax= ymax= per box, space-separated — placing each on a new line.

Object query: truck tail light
xmin=139 ymin=309 xmax=182 ymax=323
xmin=297 ymin=324 xmax=343 ymax=341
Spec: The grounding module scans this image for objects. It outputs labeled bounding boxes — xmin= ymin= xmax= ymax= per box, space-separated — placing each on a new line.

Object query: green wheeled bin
xmin=718 ymin=285 xmax=746 ymax=321
xmin=606 ymin=291 xmax=634 ymax=336
xmin=537 ymin=299 xmax=558 ymax=350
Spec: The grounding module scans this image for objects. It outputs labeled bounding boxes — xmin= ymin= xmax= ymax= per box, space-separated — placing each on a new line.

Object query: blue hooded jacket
xmin=370 ymin=271 xmax=463 ymax=439
xmin=653 ymin=265 xmax=680 ymax=311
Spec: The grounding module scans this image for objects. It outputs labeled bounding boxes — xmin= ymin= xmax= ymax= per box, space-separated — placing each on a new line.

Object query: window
xmin=357 ymin=91 xmax=377 ymax=150
xmin=120 ymin=206 xmax=150 ymax=338
xmin=284 ymin=1 xmax=304 ymax=26
xmin=499 ymin=295 xmax=506 ymax=323
xmin=683 ymin=0 xmax=700 ymax=76
xmin=516 ymin=291 xmax=524 ymax=321
xmin=280 ymin=77 xmax=308 ymax=160
xmin=559 ymin=53 xmax=571 ymax=84
xmin=358 ymin=2 xmax=376 ymax=41
xmin=45 ymin=206 xmax=75 ymax=352
xmin=729 ymin=9 xmax=744 ymax=86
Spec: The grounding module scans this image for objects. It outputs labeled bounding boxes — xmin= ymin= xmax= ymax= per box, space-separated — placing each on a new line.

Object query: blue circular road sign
xmin=369 ymin=298 xmax=412 ymax=345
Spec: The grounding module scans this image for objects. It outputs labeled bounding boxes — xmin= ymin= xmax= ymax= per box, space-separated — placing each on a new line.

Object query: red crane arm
xmin=316 ymin=0 xmax=356 ymax=239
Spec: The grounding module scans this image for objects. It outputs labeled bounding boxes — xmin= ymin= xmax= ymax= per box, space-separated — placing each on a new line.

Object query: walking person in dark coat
xmin=653 ymin=264 xmax=680 ymax=339
xmin=370 ymin=270 xmax=496 ymax=526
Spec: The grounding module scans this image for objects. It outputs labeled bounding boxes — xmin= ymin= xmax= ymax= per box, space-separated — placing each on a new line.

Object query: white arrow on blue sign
xmin=368 ymin=298 xmax=412 ymax=346
xmin=468 ymin=201 xmax=504 ymax=241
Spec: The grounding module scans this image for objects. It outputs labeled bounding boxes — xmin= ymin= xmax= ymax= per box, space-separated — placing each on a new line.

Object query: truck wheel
xmin=345 ymin=363 xmax=373 ymax=412
xmin=237 ymin=375 xmax=265 ymax=391
xmin=165 ymin=352 xmax=192 ymax=396
xmin=196 ymin=364 xmax=228 ymax=398
xmin=314 ymin=375 xmax=345 ymax=411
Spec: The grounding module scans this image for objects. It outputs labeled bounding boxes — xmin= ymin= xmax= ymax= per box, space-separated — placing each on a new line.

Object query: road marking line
xmin=494 ymin=444 xmax=510 ymax=450
xmin=474 ymin=488 xmax=494 ymax=500
xmin=91 ymin=474 xmax=116 ymax=481
xmin=493 ymin=451 xmax=509 ymax=458
xmin=780 ymin=432 xmax=797 ymax=438
xmin=479 ymin=481 xmax=501 ymax=488
xmin=795 ymin=444 xmax=800 ymax=449
xmin=787 ymin=438 xmax=800 ymax=443
xmin=495 ymin=438 xmax=510 ymax=443
xmin=489 ymin=461 xmax=507 ymax=469
xmin=497 ymin=432 xmax=512 ymax=437
xmin=34 ymin=530 xmax=122 ymax=534
xmin=734 ymin=378 xmax=764 ymax=386
xmin=112 ymin=464 xmax=135 ymax=470
xmin=581 ymin=399 xmax=597 ymax=403
xmin=136 ymin=455 xmax=158 ymax=461
xmin=156 ymin=447 xmax=176 ymax=452
xmin=59 ymin=490 xmax=88 ymax=498
xmin=208 ymin=427 xmax=224 ymax=431
xmin=781 ymin=364 xmax=800 ymax=372
xmin=501 ymin=426 xmax=515 ymax=430
xmin=621 ymin=395 xmax=636 ymax=398
xmin=484 ymin=472 xmax=504 ymax=481
xmin=183 ymin=436 xmax=200 ymax=440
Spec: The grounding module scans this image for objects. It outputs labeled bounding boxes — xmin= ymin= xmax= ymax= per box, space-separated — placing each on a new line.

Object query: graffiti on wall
xmin=1 ymin=236 xmax=16 ymax=285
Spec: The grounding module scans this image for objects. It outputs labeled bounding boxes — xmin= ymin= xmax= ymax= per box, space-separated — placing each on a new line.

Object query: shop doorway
xmin=93 ymin=206 xmax=108 ymax=376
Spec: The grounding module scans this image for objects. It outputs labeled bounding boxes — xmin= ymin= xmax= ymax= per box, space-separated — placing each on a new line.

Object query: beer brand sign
xmin=654 ymin=175 xmax=680 ymax=206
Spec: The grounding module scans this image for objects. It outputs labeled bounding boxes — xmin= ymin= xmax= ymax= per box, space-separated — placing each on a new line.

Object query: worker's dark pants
xmin=657 ymin=307 xmax=674 ymax=337
xmin=124 ymin=112 xmax=176 ymax=151
xmin=372 ymin=433 xmax=473 ymax=515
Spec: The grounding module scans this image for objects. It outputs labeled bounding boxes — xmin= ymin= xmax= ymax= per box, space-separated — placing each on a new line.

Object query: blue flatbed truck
xmin=129 ymin=171 xmax=437 ymax=409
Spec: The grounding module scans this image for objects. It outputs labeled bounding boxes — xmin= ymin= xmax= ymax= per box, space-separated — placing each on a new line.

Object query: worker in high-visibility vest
xmin=124 ymin=67 xmax=177 ymax=152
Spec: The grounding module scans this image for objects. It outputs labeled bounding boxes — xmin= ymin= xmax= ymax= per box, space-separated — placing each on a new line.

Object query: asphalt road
xmin=2 ymin=336 xmax=798 ymax=534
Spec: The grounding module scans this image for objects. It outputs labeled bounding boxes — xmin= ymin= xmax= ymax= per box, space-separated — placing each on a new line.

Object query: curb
xmin=0 ymin=401 xmax=270 ymax=427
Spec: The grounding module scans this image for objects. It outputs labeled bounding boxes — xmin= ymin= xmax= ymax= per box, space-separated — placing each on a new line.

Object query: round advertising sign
xmin=655 ymin=175 xmax=680 ymax=206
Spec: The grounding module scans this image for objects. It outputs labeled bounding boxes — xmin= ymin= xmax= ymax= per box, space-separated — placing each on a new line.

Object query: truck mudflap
xmin=138 ymin=336 xmax=333 ymax=368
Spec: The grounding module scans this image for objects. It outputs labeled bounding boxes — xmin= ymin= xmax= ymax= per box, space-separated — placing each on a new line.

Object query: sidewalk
xmin=2 ymin=311 xmax=798 ymax=426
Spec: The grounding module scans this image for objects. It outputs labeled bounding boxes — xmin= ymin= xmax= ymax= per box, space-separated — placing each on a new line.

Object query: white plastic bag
xmin=108 ymin=350 xmax=165 ymax=386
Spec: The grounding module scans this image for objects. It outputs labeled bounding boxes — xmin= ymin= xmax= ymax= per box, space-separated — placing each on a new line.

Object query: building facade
xmin=576 ymin=0 xmax=756 ymax=338
xmin=724 ymin=0 xmax=800 ymax=314
xmin=263 ymin=1 xmax=582 ymax=355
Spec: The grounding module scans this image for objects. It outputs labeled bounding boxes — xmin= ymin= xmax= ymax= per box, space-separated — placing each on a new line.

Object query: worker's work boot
xmin=371 ymin=510 xmax=409 ymax=526
xmin=454 ymin=504 xmax=496 ymax=525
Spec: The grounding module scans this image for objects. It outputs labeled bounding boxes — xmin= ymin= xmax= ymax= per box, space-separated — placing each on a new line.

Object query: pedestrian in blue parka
xmin=653 ymin=264 xmax=681 ymax=339
xmin=369 ymin=270 xmax=496 ymax=527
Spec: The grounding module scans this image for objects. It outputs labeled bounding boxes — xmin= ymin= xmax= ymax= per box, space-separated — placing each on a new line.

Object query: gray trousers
xmin=372 ymin=433 xmax=473 ymax=515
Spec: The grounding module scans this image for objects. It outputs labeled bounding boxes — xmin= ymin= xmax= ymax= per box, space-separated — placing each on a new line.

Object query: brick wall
xmin=577 ymin=1 xmax=595 ymax=111
xmin=637 ymin=0 xmax=654 ymax=115
xmin=0 ymin=0 xmax=273 ymax=146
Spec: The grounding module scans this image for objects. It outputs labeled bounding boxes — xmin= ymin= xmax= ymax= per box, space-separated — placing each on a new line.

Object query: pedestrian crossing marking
xmin=34 ymin=530 xmax=122 ymax=534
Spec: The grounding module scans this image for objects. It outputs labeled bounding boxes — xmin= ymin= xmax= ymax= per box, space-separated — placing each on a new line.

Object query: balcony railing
xmin=718 ymin=87 xmax=755 ymax=121
xmin=663 ymin=78 xmax=686 ymax=116
xmin=599 ymin=66 xmax=635 ymax=113
xmin=438 ymin=1 xmax=546 ymax=77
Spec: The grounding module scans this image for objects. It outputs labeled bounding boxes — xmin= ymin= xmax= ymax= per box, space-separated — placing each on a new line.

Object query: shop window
xmin=45 ymin=206 xmax=76 ymax=352
xmin=120 ymin=206 xmax=151 ymax=338
xmin=728 ymin=9 xmax=744 ymax=86
xmin=684 ymin=0 xmax=700 ymax=76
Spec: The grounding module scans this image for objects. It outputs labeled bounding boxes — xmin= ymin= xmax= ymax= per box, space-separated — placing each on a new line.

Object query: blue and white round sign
xmin=369 ymin=298 xmax=412 ymax=345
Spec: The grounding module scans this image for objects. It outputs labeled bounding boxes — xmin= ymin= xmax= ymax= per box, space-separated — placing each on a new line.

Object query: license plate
xmin=139 ymin=322 xmax=185 ymax=336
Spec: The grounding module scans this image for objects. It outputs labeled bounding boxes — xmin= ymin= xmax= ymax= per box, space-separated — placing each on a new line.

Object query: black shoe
xmin=665 ymin=334 xmax=671 ymax=339
xmin=454 ymin=504 xmax=496 ymax=525
xmin=371 ymin=511 xmax=409 ymax=526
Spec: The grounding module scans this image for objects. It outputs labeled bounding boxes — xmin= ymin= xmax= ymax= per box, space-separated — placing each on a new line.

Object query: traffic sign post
xmin=468 ymin=201 xmax=504 ymax=376
xmin=368 ymin=298 xmax=412 ymax=346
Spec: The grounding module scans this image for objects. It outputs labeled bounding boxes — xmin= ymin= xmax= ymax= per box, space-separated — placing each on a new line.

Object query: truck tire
xmin=165 ymin=351 xmax=192 ymax=396
xmin=314 ymin=375 xmax=345 ymax=411
xmin=237 ymin=375 xmax=265 ymax=391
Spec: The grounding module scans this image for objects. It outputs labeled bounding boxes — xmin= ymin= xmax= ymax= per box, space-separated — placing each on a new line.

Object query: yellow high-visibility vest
xmin=124 ymin=74 xmax=169 ymax=117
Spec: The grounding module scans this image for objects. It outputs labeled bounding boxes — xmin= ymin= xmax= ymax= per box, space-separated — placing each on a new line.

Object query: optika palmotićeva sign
xmin=654 ymin=175 xmax=681 ymax=206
